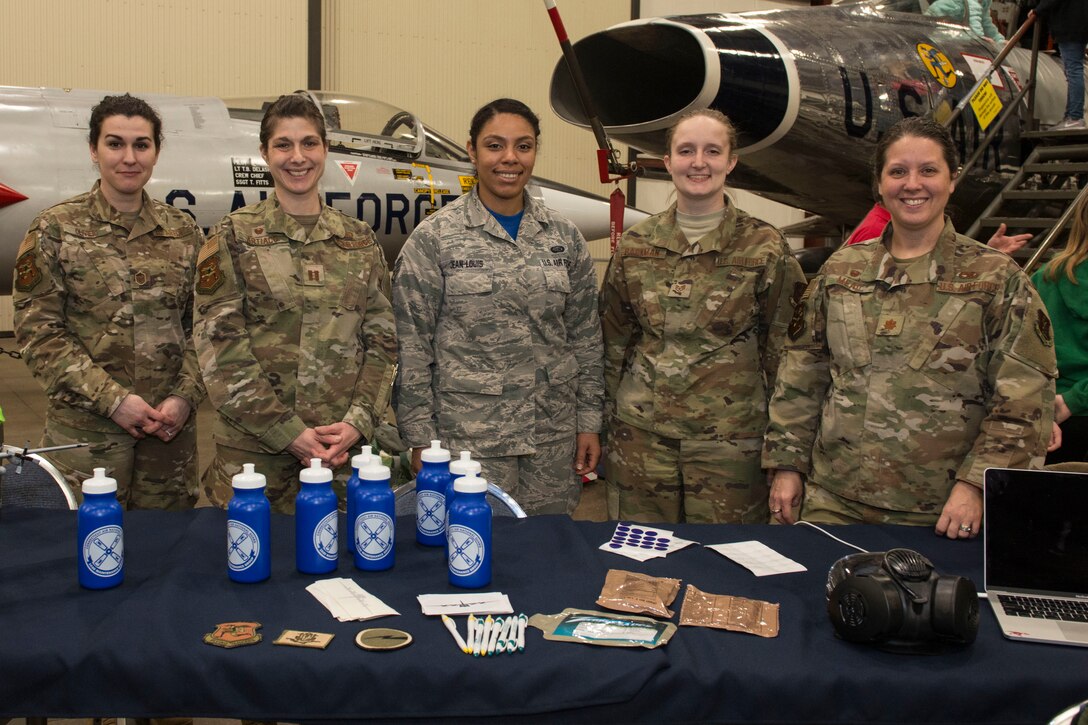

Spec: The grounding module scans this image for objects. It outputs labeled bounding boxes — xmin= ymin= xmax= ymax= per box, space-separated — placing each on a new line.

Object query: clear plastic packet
xmin=596 ymin=569 xmax=681 ymax=618
xmin=678 ymin=584 xmax=780 ymax=638
xmin=529 ymin=608 xmax=677 ymax=648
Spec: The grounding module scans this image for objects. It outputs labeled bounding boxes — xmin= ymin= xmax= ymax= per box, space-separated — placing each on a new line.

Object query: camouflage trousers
xmin=203 ymin=443 xmax=353 ymax=514
xmin=477 ymin=437 xmax=579 ymax=515
xmin=605 ymin=418 xmax=767 ymax=524
xmin=39 ymin=413 xmax=198 ymax=510
xmin=802 ymin=481 xmax=939 ymax=526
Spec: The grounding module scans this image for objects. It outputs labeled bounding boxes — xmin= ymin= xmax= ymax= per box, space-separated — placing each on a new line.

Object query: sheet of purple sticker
xmin=599 ymin=522 xmax=698 ymax=561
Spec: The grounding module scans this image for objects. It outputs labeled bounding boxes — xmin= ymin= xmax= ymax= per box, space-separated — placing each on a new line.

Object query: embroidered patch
xmin=303 ymin=263 xmax=325 ymax=285
xmin=876 ymin=314 xmax=904 ymax=336
xmin=204 ymin=621 xmax=262 ymax=648
xmin=621 ymin=247 xmax=667 ymax=258
xmin=668 ymin=280 xmax=693 ymax=298
xmin=787 ymin=300 xmax=806 ymax=341
xmin=790 ymin=281 xmax=806 ymax=309
xmin=1035 ymin=309 xmax=1053 ymax=347
xmin=196 ymin=253 xmax=224 ymax=295
xmin=14 ymin=251 xmax=42 ymax=292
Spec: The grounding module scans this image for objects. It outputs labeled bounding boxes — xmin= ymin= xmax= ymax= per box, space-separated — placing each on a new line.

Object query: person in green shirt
xmin=1032 ymin=193 xmax=1088 ymax=464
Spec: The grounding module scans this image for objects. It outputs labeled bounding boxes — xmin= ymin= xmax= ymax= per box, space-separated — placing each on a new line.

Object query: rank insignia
xmin=14 ymin=251 xmax=42 ymax=292
xmin=196 ymin=253 xmax=224 ymax=295
xmin=204 ymin=621 xmax=262 ymax=648
xmin=274 ymin=629 xmax=335 ymax=649
xmin=668 ymin=280 xmax=693 ymax=298
xmin=876 ymin=314 xmax=904 ymax=336
xmin=1035 ymin=309 xmax=1053 ymax=347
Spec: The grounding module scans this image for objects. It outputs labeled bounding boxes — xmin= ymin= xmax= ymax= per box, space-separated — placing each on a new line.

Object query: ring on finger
xmin=958 ymin=524 xmax=972 ymax=533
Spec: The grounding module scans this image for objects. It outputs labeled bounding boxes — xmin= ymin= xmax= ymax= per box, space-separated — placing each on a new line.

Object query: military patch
xmin=303 ymin=263 xmax=326 ymax=285
xmin=787 ymin=299 xmax=806 ymax=341
xmin=937 ymin=280 xmax=1000 ymax=295
xmin=1035 ymin=309 xmax=1053 ymax=347
xmin=621 ymin=248 xmax=667 ymax=258
xmin=550 ymin=245 xmax=566 ymax=253
xmin=335 ymin=234 xmax=375 ymax=250
xmin=14 ymin=252 xmax=42 ymax=292
xmin=876 ymin=314 xmax=904 ymax=336
xmin=355 ymin=627 xmax=412 ymax=651
xmin=790 ymin=281 xmax=806 ymax=309
xmin=956 ymin=270 xmax=980 ymax=279
xmin=668 ymin=280 xmax=693 ymax=298
xmin=717 ymin=255 xmax=767 ymax=268
xmin=274 ymin=629 xmax=335 ymax=649
xmin=196 ymin=253 xmax=224 ymax=295
xmin=204 ymin=621 xmax=262 ymax=648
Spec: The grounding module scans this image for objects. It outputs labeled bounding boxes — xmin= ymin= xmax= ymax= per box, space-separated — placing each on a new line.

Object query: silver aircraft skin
xmin=0 ymin=86 xmax=643 ymax=294
xmin=550 ymin=0 xmax=1070 ymax=231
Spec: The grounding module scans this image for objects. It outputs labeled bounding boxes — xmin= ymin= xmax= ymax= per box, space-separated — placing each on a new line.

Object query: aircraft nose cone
xmin=0 ymin=182 xmax=28 ymax=209
xmin=550 ymin=18 xmax=793 ymax=156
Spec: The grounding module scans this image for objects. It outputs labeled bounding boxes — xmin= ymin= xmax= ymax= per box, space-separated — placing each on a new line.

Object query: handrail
xmin=943 ymin=14 xmax=1037 ymax=130
xmin=1023 ymin=184 xmax=1088 ymax=275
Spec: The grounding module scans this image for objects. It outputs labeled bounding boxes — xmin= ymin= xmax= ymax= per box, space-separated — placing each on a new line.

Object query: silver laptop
xmin=984 ymin=467 xmax=1088 ymax=647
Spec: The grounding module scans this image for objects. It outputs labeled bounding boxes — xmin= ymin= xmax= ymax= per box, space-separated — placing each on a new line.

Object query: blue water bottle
xmin=445 ymin=450 xmax=481 ymax=537
xmin=416 ymin=440 xmax=451 ymax=546
xmin=345 ymin=445 xmax=374 ymax=554
xmin=447 ymin=471 xmax=492 ymax=588
xmin=295 ymin=458 xmax=338 ymax=574
xmin=77 ymin=468 xmax=124 ymax=590
xmin=353 ymin=459 xmax=395 ymax=571
xmin=227 ymin=463 xmax=271 ymax=583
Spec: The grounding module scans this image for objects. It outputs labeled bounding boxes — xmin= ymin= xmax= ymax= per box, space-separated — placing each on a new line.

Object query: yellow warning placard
xmin=917 ymin=43 xmax=957 ymax=89
xmin=969 ymin=78 xmax=1003 ymax=131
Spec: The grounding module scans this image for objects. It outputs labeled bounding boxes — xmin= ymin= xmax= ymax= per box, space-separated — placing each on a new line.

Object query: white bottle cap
xmin=449 ymin=450 xmax=481 ymax=477
xmin=420 ymin=439 xmax=451 ymax=463
xmin=351 ymin=444 xmax=374 ymax=472
xmin=453 ymin=471 xmax=487 ymax=494
xmin=81 ymin=467 xmax=117 ymax=495
xmin=231 ymin=462 xmax=266 ymax=490
xmin=299 ymin=458 xmax=332 ymax=484
xmin=359 ymin=460 xmax=391 ymax=482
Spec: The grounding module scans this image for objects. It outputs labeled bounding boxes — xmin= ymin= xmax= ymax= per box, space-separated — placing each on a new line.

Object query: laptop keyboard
xmin=998 ymin=594 xmax=1088 ymax=622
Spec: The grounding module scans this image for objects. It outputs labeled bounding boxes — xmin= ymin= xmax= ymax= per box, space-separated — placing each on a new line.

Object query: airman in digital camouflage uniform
xmin=193 ymin=94 xmax=397 ymax=512
xmin=764 ymin=117 xmax=1056 ymax=538
xmin=393 ymin=99 xmax=603 ymax=516
xmin=601 ymin=109 xmax=806 ymax=524
xmin=13 ymin=94 xmax=204 ymax=509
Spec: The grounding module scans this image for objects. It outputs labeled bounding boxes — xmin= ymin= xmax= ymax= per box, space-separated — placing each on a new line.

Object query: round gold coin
xmin=355 ymin=627 xmax=412 ymax=651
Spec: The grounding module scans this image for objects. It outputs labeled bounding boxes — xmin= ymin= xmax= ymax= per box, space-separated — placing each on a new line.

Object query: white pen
xmin=442 ymin=614 xmax=469 ymax=654
xmin=517 ymin=613 xmax=527 ymax=651
xmin=487 ymin=616 xmax=503 ymax=655
xmin=477 ymin=615 xmax=493 ymax=657
xmin=467 ymin=614 xmax=477 ymax=654
xmin=504 ymin=616 xmax=518 ymax=653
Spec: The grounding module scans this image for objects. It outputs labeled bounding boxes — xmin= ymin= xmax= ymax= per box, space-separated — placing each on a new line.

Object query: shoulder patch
xmin=787 ymin=297 xmax=806 ymax=341
xmin=14 ymin=251 xmax=42 ymax=292
xmin=17 ymin=235 xmax=36 ymax=258
xmin=196 ymin=244 xmax=224 ymax=295
xmin=1035 ymin=309 xmax=1053 ymax=347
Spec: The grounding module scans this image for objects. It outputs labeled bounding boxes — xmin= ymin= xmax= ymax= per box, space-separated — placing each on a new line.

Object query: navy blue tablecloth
xmin=0 ymin=508 xmax=1084 ymax=723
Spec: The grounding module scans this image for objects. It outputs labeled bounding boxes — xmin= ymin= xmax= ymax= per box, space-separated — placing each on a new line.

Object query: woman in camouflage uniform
xmin=194 ymin=94 xmax=397 ymax=511
xmin=764 ymin=117 xmax=1056 ymax=537
xmin=13 ymin=94 xmax=205 ymax=509
xmin=393 ymin=98 xmax=603 ymax=516
xmin=600 ymin=109 xmax=806 ymax=524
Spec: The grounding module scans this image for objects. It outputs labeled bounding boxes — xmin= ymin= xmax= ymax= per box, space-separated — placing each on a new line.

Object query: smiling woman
xmin=193 ymin=93 xmax=398 ymax=512
xmin=12 ymin=93 xmax=206 ymax=510
xmin=764 ymin=116 xmax=1057 ymax=538
xmin=392 ymin=98 xmax=604 ymax=516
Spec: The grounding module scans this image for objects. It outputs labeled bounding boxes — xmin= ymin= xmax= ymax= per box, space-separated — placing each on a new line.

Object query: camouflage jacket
xmin=392 ymin=187 xmax=604 ymax=456
xmin=193 ymin=195 xmax=396 ymax=454
xmin=600 ymin=201 xmax=806 ymax=439
xmin=763 ymin=220 xmax=1057 ymax=513
xmin=13 ymin=182 xmax=206 ymax=432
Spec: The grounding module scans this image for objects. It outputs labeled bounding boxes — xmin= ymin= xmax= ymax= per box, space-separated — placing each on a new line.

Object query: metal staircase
xmin=966 ymin=127 xmax=1088 ymax=267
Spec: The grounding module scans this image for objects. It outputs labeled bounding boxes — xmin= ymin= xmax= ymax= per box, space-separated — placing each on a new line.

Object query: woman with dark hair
xmin=14 ymin=93 xmax=205 ymax=508
xmin=1033 ymin=192 xmax=1088 ymax=464
xmin=393 ymin=98 xmax=603 ymax=515
xmin=194 ymin=93 xmax=397 ymax=511
xmin=764 ymin=117 xmax=1056 ymax=536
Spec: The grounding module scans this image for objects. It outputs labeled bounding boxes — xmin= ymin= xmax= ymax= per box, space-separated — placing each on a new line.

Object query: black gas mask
xmin=826 ymin=548 xmax=979 ymax=653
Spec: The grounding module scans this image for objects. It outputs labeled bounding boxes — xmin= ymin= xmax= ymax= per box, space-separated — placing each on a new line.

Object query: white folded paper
xmin=706 ymin=540 xmax=807 ymax=576
xmin=306 ymin=577 xmax=399 ymax=622
xmin=417 ymin=592 xmax=514 ymax=616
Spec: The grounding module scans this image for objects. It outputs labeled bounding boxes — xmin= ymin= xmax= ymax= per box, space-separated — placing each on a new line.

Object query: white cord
xmin=794 ymin=520 xmax=869 ymax=553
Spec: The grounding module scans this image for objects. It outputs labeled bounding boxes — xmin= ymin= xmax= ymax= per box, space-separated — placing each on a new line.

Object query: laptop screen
xmin=984 ymin=467 xmax=1088 ymax=597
